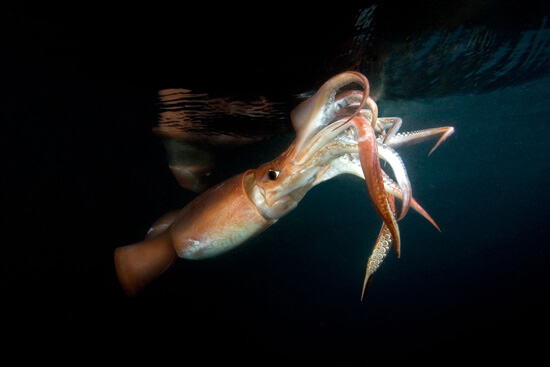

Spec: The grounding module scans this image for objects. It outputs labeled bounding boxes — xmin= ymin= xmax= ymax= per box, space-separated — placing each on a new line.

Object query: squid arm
xmin=361 ymin=193 xmax=397 ymax=301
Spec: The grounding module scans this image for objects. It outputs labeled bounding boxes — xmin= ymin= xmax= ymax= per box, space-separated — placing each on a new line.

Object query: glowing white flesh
xmin=290 ymin=72 xmax=370 ymax=162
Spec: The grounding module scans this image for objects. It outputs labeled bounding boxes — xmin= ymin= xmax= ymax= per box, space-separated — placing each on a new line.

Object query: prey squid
xmin=114 ymin=72 xmax=454 ymax=298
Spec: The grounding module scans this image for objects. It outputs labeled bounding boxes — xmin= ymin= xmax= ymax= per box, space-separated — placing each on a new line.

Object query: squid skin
xmin=114 ymin=171 xmax=276 ymax=296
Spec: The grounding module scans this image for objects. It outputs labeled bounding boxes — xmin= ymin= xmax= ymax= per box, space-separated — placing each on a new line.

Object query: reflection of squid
xmin=114 ymin=72 xmax=454 ymax=298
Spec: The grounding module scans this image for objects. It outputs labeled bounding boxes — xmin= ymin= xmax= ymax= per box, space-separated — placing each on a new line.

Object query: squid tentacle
xmin=332 ymin=89 xmax=398 ymax=138
xmin=331 ymin=95 xmax=378 ymax=130
xmin=382 ymin=117 xmax=403 ymax=144
xmin=362 ymin=224 xmax=392 ymax=300
xmin=352 ymin=114 xmax=401 ymax=256
xmin=294 ymin=118 xmax=355 ymax=165
xmin=377 ymin=142 xmax=412 ymax=220
xmin=311 ymin=152 xmax=440 ymax=231
xmin=291 ymin=72 xmax=371 ymax=163
xmin=361 ymin=194 xmax=397 ymax=300
xmin=383 ymin=126 xmax=455 ymax=154
xmin=381 ymin=171 xmax=440 ymax=232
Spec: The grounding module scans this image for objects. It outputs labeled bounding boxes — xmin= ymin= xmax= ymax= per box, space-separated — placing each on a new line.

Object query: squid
xmin=114 ymin=72 xmax=454 ymax=298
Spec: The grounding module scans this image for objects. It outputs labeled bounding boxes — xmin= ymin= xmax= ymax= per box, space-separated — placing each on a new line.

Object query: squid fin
xmin=114 ymin=223 xmax=177 ymax=297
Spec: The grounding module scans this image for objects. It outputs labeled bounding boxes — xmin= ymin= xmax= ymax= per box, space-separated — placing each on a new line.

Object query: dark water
xmin=2 ymin=2 xmax=549 ymax=364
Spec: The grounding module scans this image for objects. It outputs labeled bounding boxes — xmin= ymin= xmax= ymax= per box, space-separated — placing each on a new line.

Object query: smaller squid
xmin=114 ymin=72 xmax=454 ymax=298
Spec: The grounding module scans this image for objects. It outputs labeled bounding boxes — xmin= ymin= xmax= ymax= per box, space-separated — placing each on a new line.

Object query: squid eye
xmin=267 ymin=169 xmax=280 ymax=180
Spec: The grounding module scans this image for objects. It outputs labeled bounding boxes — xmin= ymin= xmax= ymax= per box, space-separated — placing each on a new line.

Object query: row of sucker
xmin=362 ymin=225 xmax=393 ymax=300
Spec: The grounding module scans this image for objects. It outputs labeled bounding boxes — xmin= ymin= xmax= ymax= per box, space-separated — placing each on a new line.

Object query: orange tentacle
xmin=352 ymin=115 xmax=401 ymax=254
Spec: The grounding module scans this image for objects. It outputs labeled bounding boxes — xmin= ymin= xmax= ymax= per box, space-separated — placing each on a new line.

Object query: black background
xmin=2 ymin=2 xmax=549 ymax=364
